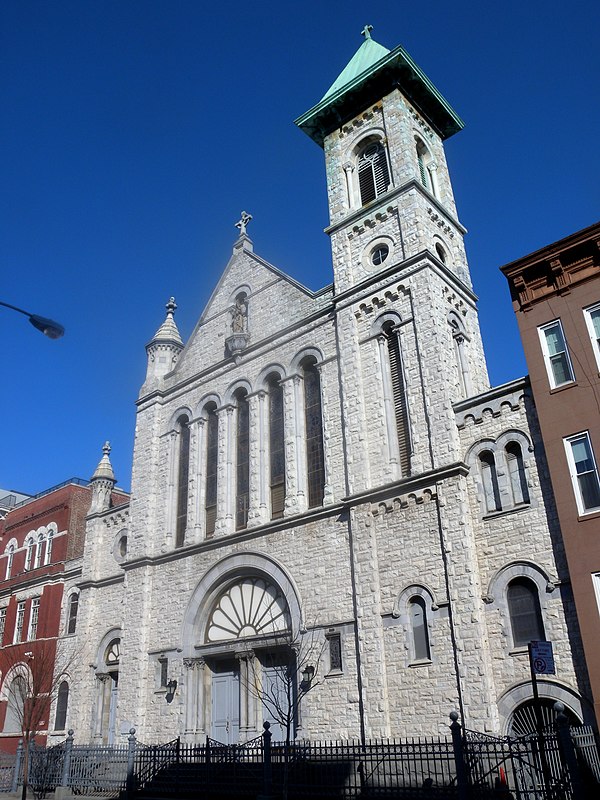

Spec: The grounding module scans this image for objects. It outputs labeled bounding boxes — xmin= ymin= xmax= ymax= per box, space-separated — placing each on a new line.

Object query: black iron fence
xmin=3 ymin=706 xmax=599 ymax=799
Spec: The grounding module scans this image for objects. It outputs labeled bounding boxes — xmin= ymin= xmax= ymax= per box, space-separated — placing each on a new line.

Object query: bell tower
xmin=295 ymin=26 xmax=472 ymax=294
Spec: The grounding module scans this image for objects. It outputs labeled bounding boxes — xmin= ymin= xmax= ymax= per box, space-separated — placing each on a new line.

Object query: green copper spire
xmin=295 ymin=27 xmax=464 ymax=148
xmin=321 ymin=25 xmax=390 ymax=102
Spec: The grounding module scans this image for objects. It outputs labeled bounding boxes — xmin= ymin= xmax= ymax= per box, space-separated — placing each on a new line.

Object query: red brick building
xmin=0 ymin=468 xmax=128 ymax=752
xmin=502 ymin=221 xmax=600 ymax=728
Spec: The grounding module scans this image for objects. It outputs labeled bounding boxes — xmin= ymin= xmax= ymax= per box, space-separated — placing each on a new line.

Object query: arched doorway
xmin=206 ymin=577 xmax=291 ymax=743
xmin=508 ymin=699 xmax=581 ymax=736
xmin=94 ymin=633 xmax=121 ymax=744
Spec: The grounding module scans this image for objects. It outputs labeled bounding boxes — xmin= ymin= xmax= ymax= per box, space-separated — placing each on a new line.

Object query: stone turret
xmin=90 ymin=441 xmax=116 ymax=514
xmin=145 ymin=297 xmax=184 ymax=383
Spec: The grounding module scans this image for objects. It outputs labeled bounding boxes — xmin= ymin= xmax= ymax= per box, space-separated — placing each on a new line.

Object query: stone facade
xmin=69 ymin=32 xmax=592 ymax=744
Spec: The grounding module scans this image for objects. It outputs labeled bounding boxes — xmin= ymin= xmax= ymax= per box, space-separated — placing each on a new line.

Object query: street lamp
xmin=0 ymin=300 xmax=64 ymax=339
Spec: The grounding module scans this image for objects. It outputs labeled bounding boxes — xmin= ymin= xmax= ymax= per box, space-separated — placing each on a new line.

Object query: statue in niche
xmin=231 ymin=294 xmax=248 ymax=333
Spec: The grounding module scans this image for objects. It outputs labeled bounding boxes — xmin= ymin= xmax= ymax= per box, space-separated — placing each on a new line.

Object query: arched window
xmin=54 ymin=681 xmax=69 ymax=730
xmin=268 ymin=375 xmax=285 ymax=519
xmin=357 ymin=141 xmax=390 ymax=206
xmin=5 ymin=546 xmax=14 ymax=580
xmin=415 ymin=138 xmax=437 ymax=196
xmin=175 ymin=414 xmax=190 ymax=548
xmin=383 ymin=322 xmax=411 ymax=476
xmin=24 ymin=539 xmax=34 ymax=571
xmin=4 ymin=676 xmax=26 ymax=733
xmin=409 ymin=596 xmax=431 ymax=661
xmin=506 ymin=442 xmax=530 ymax=505
xmin=34 ymin=534 xmax=44 ymax=569
xmin=67 ymin=593 xmax=79 ymax=635
xmin=235 ymin=389 xmax=250 ymax=530
xmin=435 ymin=243 xmax=447 ymax=264
xmin=205 ymin=403 xmax=219 ymax=536
xmin=45 ymin=531 xmax=53 ymax=565
xmin=507 ymin=578 xmax=545 ymax=647
xmin=302 ymin=359 xmax=325 ymax=508
xmin=480 ymin=450 xmax=501 ymax=513
xmin=448 ymin=313 xmax=471 ymax=398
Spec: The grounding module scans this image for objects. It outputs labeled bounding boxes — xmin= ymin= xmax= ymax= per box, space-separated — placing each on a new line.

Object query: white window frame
xmin=538 ymin=320 xmax=575 ymax=389
xmin=28 ymin=597 xmax=40 ymax=640
xmin=0 ymin=608 xmax=6 ymax=644
xmin=564 ymin=432 xmax=600 ymax=515
xmin=14 ymin=601 xmax=25 ymax=643
xmin=584 ymin=303 xmax=600 ymax=371
xmin=593 ymin=573 xmax=600 ymax=616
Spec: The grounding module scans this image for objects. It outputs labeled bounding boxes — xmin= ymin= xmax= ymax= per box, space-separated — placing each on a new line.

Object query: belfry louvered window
xmin=303 ymin=359 xmax=325 ymax=508
xmin=358 ymin=142 xmax=390 ymax=206
xmin=205 ymin=404 xmax=218 ymax=536
xmin=383 ymin=323 xmax=411 ymax=476
xmin=416 ymin=138 xmax=437 ymax=196
xmin=236 ymin=390 xmax=250 ymax=530
xmin=268 ymin=376 xmax=285 ymax=519
xmin=175 ymin=414 xmax=190 ymax=548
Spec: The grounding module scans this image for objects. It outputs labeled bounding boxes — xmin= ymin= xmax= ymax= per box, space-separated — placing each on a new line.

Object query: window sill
xmin=408 ymin=659 xmax=433 ymax=668
xmin=483 ymin=504 xmax=530 ymax=521
xmin=549 ymin=382 xmax=577 ymax=394
xmin=325 ymin=669 xmax=343 ymax=679
xmin=576 ymin=508 xmax=600 ymax=521
xmin=509 ymin=646 xmax=529 ymax=657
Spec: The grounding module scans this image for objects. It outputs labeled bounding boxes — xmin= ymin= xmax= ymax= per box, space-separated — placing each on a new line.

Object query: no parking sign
xmin=530 ymin=640 xmax=555 ymax=674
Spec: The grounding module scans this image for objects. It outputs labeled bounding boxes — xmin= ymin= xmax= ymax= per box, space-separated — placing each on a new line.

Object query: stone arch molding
xmin=497 ymin=680 xmax=587 ymax=734
xmin=94 ymin=628 xmax=122 ymax=671
xmin=166 ymin=406 xmax=193 ymax=432
xmin=0 ymin=663 xmax=32 ymax=702
xmin=181 ymin=552 xmax=303 ymax=658
xmin=485 ymin=560 xmax=558 ymax=606
xmin=392 ymin=582 xmax=440 ymax=618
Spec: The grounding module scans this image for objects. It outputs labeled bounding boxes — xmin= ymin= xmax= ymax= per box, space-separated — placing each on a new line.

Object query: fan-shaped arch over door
xmin=182 ymin=555 xmax=302 ymax=745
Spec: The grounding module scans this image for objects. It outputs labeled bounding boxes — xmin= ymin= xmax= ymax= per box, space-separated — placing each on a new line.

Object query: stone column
xmin=164 ymin=431 xmax=177 ymax=548
xmin=236 ymin=650 xmax=258 ymax=740
xmin=184 ymin=658 xmax=207 ymax=738
xmin=94 ymin=674 xmax=110 ymax=742
xmin=191 ymin=417 xmax=206 ymax=543
xmin=291 ymin=374 xmax=307 ymax=513
xmin=315 ymin=361 xmax=334 ymax=506
xmin=248 ymin=391 xmax=268 ymax=524
xmin=217 ymin=405 xmax=234 ymax=534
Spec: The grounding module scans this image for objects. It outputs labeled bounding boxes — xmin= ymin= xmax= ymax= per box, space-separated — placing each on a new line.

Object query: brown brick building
xmin=502 ymin=221 xmax=600 ymax=727
xmin=0 ymin=475 xmax=128 ymax=752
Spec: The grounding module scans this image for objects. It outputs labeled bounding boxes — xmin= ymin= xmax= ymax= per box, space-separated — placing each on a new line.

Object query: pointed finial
xmin=361 ymin=24 xmax=373 ymax=40
xmin=235 ymin=211 xmax=252 ymax=237
xmin=166 ymin=297 xmax=177 ymax=316
xmin=102 ymin=441 xmax=111 ymax=456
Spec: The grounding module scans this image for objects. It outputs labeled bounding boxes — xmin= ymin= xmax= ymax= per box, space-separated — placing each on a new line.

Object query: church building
xmin=68 ymin=28 xmax=592 ymax=744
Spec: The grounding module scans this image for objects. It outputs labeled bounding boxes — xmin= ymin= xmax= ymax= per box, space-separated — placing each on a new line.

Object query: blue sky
xmin=2 ymin=1 xmax=599 ymax=495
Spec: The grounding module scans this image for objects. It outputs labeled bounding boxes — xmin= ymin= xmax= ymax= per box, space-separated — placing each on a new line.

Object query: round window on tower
xmin=363 ymin=237 xmax=395 ymax=272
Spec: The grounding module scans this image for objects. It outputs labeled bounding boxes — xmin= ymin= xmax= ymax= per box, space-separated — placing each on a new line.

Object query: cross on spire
xmin=235 ymin=211 xmax=253 ymax=237
xmin=361 ymin=24 xmax=373 ymax=40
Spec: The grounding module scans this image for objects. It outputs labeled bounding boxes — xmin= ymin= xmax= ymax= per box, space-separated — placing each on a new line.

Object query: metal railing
xmin=1 ymin=709 xmax=598 ymax=800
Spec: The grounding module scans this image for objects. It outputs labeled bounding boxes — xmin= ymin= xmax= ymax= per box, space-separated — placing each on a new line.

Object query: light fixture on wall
xmin=300 ymin=665 xmax=314 ymax=692
xmin=165 ymin=679 xmax=177 ymax=704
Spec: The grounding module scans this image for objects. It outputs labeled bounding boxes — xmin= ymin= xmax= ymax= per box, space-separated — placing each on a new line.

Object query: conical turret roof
xmin=91 ymin=442 xmax=116 ymax=482
xmin=148 ymin=297 xmax=183 ymax=347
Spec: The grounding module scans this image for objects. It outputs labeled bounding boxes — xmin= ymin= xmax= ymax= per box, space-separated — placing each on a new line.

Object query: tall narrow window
xmin=0 ymin=608 xmax=6 ymax=645
xmin=205 ymin=404 xmax=219 ymax=536
xmin=25 ymin=539 xmax=34 ymax=571
xmin=539 ymin=320 xmax=574 ymax=388
xmin=175 ymin=414 xmax=190 ymax=548
xmin=67 ymin=593 xmax=79 ymax=635
xmin=268 ymin=376 xmax=285 ymax=519
xmin=236 ymin=390 xmax=250 ymax=530
xmin=45 ymin=531 xmax=53 ymax=565
xmin=5 ymin=546 xmax=14 ymax=579
xmin=357 ymin=141 xmax=390 ymax=206
xmin=584 ymin=303 xmax=600 ymax=369
xmin=383 ymin=323 xmax=411 ymax=476
xmin=328 ymin=633 xmax=343 ymax=672
xmin=507 ymin=578 xmax=544 ymax=647
xmin=14 ymin=601 xmax=25 ymax=643
xmin=506 ymin=442 xmax=530 ymax=505
xmin=480 ymin=450 xmax=501 ymax=512
xmin=34 ymin=535 xmax=44 ymax=569
xmin=415 ymin=138 xmax=437 ymax=196
xmin=409 ymin=596 xmax=430 ymax=661
xmin=28 ymin=597 xmax=40 ymax=640
xmin=565 ymin=432 xmax=600 ymax=514
xmin=303 ymin=359 xmax=325 ymax=508
xmin=4 ymin=677 xmax=26 ymax=732
xmin=54 ymin=681 xmax=69 ymax=730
